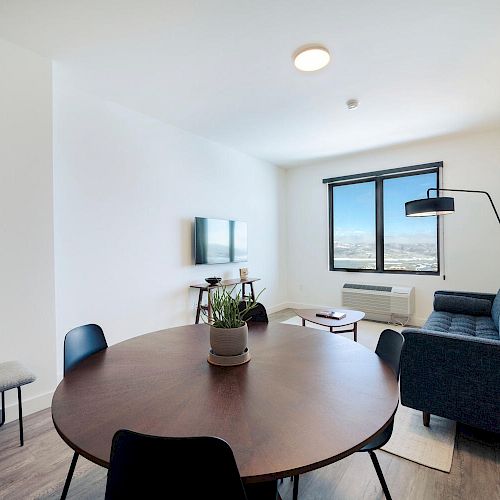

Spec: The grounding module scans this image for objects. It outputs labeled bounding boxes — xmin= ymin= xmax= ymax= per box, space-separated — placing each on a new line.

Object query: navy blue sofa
xmin=401 ymin=289 xmax=500 ymax=433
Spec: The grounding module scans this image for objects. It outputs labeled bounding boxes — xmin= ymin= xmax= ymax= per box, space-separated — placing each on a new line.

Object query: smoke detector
xmin=346 ymin=99 xmax=359 ymax=110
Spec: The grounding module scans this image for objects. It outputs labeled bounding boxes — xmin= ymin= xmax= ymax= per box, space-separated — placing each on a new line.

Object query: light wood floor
xmin=1 ymin=309 xmax=498 ymax=499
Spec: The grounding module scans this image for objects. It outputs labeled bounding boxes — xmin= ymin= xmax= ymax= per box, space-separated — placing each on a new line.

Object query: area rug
xmin=381 ymin=404 xmax=456 ymax=472
xmin=280 ymin=316 xmax=456 ymax=472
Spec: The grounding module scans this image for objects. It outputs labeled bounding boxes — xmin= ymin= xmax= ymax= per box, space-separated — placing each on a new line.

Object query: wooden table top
xmin=190 ymin=277 xmax=260 ymax=290
xmin=294 ymin=308 xmax=366 ymax=328
xmin=52 ymin=322 xmax=398 ymax=483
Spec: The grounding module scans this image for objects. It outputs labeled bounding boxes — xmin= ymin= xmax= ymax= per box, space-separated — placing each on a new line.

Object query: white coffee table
xmin=294 ymin=308 xmax=365 ymax=342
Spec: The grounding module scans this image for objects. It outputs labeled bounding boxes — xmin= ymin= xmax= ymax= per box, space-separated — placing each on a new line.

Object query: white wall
xmin=53 ymin=73 xmax=287 ymax=377
xmin=0 ymin=39 xmax=56 ymax=421
xmin=286 ymin=128 xmax=500 ymax=325
xmin=3 ymin=38 xmax=499 ymax=422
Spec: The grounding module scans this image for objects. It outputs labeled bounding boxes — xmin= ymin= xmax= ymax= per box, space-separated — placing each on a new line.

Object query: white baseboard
xmin=2 ymin=390 xmax=54 ymax=424
xmin=267 ymin=301 xmax=330 ymax=313
xmin=286 ymin=301 xmax=337 ymax=311
xmin=408 ymin=317 xmax=426 ymax=327
xmin=267 ymin=302 xmax=293 ymax=314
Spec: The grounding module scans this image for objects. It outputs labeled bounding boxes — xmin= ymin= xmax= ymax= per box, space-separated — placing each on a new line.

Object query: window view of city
xmin=332 ymin=172 xmax=438 ymax=273
xmin=333 ymin=181 xmax=376 ymax=270
xmin=383 ymin=173 xmax=438 ymax=272
xmin=333 ymin=241 xmax=437 ymax=272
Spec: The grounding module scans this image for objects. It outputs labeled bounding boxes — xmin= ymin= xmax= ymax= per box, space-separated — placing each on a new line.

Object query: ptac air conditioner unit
xmin=342 ymin=283 xmax=415 ymax=323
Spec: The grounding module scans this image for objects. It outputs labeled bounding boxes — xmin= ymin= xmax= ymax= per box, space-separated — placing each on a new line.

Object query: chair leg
xmin=423 ymin=411 xmax=430 ymax=427
xmin=61 ymin=451 xmax=79 ymax=500
xmin=0 ymin=391 xmax=5 ymax=426
xmin=292 ymin=474 xmax=299 ymax=500
xmin=368 ymin=451 xmax=392 ymax=500
xmin=17 ymin=387 xmax=24 ymax=446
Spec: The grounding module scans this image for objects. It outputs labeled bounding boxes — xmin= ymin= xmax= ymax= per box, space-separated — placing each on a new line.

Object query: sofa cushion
xmin=491 ymin=289 xmax=500 ymax=331
xmin=434 ymin=293 xmax=492 ymax=316
xmin=424 ymin=311 xmax=499 ymax=340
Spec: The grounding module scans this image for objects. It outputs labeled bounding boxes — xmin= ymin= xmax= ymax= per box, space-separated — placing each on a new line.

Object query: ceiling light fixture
xmin=293 ymin=45 xmax=330 ymax=72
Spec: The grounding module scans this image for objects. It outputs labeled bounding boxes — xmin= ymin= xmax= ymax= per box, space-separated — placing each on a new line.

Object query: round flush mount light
xmin=293 ymin=45 xmax=330 ymax=72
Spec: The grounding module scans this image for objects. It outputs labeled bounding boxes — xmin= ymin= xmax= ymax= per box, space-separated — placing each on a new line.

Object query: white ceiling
xmin=1 ymin=0 xmax=500 ymax=166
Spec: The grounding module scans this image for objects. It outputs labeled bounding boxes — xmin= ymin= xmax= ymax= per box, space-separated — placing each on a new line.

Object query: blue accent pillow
xmin=434 ymin=294 xmax=492 ymax=316
xmin=491 ymin=289 xmax=500 ymax=331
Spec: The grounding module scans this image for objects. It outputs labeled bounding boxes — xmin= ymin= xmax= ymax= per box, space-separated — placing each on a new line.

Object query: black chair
xmin=356 ymin=329 xmax=404 ymax=500
xmin=105 ymin=430 xmax=247 ymax=500
xmin=60 ymin=324 xmax=108 ymax=500
xmin=291 ymin=329 xmax=405 ymax=500
xmin=238 ymin=301 xmax=269 ymax=323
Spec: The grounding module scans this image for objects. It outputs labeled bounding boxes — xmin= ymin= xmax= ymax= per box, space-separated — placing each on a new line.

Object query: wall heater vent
xmin=342 ymin=283 xmax=415 ymax=323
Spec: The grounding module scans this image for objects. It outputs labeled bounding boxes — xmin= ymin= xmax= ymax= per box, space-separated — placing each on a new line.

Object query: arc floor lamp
xmin=405 ymin=188 xmax=500 ymax=224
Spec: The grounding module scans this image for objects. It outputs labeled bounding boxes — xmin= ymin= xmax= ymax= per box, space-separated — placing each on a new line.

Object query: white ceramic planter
xmin=210 ymin=323 xmax=248 ymax=356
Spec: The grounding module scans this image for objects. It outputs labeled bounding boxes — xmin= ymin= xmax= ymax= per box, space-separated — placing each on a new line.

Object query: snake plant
xmin=204 ymin=285 xmax=264 ymax=328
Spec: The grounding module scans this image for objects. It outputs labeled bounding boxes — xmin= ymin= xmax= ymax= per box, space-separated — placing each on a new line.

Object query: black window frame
xmin=326 ymin=162 xmax=441 ymax=275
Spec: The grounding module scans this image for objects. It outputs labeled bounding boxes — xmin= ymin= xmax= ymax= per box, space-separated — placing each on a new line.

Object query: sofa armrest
xmin=400 ymin=327 xmax=500 ymax=432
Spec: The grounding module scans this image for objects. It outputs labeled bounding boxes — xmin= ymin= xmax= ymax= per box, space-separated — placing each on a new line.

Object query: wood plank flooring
xmin=0 ymin=309 xmax=498 ymax=499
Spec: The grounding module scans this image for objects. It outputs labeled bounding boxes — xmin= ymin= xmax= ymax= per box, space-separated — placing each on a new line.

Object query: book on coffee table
xmin=316 ymin=311 xmax=346 ymax=320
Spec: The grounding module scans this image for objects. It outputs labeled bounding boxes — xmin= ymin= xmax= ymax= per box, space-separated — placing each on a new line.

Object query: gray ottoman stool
xmin=0 ymin=361 xmax=36 ymax=446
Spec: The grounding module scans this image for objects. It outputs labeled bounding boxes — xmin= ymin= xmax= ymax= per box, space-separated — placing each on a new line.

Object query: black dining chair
xmin=238 ymin=301 xmax=269 ymax=323
xmin=291 ymin=328 xmax=404 ymax=500
xmin=60 ymin=324 xmax=108 ymax=500
xmin=105 ymin=430 xmax=247 ymax=500
xmin=356 ymin=328 xmax=404 ymax=500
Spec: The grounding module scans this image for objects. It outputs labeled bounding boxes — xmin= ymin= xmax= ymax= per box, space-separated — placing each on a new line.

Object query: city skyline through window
xmin=330 ymin=167 xmax=439 ymax=274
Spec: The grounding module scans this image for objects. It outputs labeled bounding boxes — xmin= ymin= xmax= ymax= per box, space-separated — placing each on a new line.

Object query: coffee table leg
xmin=354 ymin=322 xmax=358 ymax=342
xmin=302 ymin=318 xmax=306 ymax=327
xmin=330 ymin=326 xmax=333 ymax=333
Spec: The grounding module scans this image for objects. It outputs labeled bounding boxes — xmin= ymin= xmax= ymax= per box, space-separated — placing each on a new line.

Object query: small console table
xmin=190 ymin=278 xmax=260 ymax=324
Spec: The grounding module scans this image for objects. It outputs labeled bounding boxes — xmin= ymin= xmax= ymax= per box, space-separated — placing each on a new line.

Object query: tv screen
xmin=195 ymin=217 xmax=247 ymax=265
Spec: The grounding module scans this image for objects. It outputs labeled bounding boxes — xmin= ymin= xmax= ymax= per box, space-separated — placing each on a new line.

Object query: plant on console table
xmin=204 ymin=285 xmax=263 ymax=365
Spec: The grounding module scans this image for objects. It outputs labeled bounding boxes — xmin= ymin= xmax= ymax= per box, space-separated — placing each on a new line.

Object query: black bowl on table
xmin=205 ymin=277 xmax=222 ymax=286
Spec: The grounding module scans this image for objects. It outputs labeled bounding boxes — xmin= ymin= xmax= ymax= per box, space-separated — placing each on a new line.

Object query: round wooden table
xmin=52 ymin=322 xmax=398 ymax=498
xmin=294 ymin=308 xmax=365 ymax=341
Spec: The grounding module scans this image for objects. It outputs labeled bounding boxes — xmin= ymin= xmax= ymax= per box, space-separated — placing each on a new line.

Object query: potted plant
xmin=204 ymin=285 xmax=263 ymax=365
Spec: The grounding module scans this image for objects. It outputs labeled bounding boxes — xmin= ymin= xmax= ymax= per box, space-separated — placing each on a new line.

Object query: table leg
xmin=250 ymin=282 xmax=256 ymax=301
xmin=302 ymin=318 xmax=306 ymax=327
xmin=292 ymin=475 xmax=299 ymax=500
xmin=330 ymin=326 xmax=333 ymax=333
xmin=353 ymin=322 xmax=358 ymax=342
xmin=245 ymin=479 xmax=278 ymax=500
xmin=242 ymin=283 xmax=246 ymax=300
xmin=195 ymin=289 xmax=203 ymax=324
xmin=207 ymin=289 xmax=212 ymax=323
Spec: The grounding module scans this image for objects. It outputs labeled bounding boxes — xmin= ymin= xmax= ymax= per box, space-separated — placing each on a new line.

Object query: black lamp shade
xmin=405 ymin=197 xmax=455 ymax=217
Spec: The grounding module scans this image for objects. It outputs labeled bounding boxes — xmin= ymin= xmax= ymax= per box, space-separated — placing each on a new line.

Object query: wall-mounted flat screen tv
xmin=195 ymin=217 xmax=247 ymax=265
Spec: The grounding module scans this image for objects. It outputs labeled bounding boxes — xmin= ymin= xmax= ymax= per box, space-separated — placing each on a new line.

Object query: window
xmin=327 ymin=163 xmax=440 ymax=274
xmin=383 ymin=172 xmax=438 ymax=272
xmin=332 ymin=181 xmax=376 ymax=270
